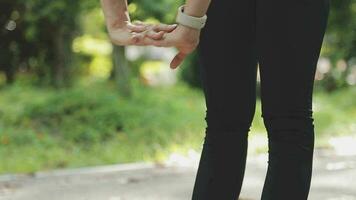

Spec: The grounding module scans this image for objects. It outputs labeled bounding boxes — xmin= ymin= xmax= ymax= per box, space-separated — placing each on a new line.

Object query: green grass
xmin=0 ymin=79 xmax=206 ymax=174
xmin=313 ymin=87 xmax=356 ymax=136
xmin=0 ymin=80 xmax=355 ymax=174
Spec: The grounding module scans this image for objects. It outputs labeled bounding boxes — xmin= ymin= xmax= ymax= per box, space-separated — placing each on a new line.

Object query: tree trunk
xmin=52 ymin=27 xmax=71 ymax=88
xmin=112 ymin=45 xmax=132 ymax=97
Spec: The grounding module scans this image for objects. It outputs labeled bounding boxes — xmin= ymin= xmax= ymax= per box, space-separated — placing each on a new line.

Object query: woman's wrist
xmin=183 ymin=6 xmax=206 ymax=17
xmin=183 ymin=0 xmax=211 ymax=17
xmin=179 ymin=23 xmax=200 ymax=34
xmin=109 ymin=12 xmax=130 ymax=28
xmin=101 ymin=0 xmax=130 ymax=29
xmin=176 ymin=5 xmax=207 ymax=30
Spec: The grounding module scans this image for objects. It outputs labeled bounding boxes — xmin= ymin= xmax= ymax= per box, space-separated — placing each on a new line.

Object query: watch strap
xmin=175 ymin=5 xmax=207 ymax=29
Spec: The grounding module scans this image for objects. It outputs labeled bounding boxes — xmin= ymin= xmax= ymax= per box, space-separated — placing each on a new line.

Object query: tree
xmin=0 ymin=0 xmax=98 ymax=87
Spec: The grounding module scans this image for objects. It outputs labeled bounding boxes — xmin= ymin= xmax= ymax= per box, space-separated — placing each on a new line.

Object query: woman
xmin=100 ymin=0 xmax=330 ymax=199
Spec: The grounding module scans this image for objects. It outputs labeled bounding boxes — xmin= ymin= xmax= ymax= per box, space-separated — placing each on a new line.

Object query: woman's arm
xmin=184 ymin=0 xmax=211 ymax=17
xmin=100 ymin=0 xmax=130 ymax=29
xmin=153 ymin=0 xmax=212 ymax=69
xmin=100 ymin=0 xmax=177 ymax=46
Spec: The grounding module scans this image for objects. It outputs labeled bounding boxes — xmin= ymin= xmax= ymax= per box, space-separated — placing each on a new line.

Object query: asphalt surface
xmin=0 ymin=148 xmax=355 ymax=200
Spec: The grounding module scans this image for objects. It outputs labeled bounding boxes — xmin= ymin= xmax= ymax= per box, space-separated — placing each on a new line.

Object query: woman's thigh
xmin=256 ymin=0 xmax=330 ymax=119
xmin=197 ymin=0 xmax=259 ymax=134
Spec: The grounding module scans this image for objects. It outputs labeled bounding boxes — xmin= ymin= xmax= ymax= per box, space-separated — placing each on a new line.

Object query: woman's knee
xmin=204 ymin=105 xmax=256 ymax=134
xmin=261 ymin=110 xmax=315 ymax=158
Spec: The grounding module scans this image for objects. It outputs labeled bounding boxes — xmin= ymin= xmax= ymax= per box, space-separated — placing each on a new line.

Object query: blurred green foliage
xmin=316 ymin=0 xmax=356 ymax=91
xmin=179 ymin=51 xmax=203 ymax=89
xmin=0 ymin=80 xmax=355 ymax=174
xmin=128 ymin=0 xmax=183 ymax=23
xmin=0 ymin=80 xmax=206 ymax=173
xmin=0 ymin=0 xmax=98 ymax=87
xmin=325 ymin=0 xmax=355 ymax=62
xmin=24 ymin=89 xmax=124 ymax=143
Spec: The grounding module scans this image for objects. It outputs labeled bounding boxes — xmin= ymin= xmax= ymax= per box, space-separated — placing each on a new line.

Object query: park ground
xmin=0 ymin=145 xmax=356 ymax=200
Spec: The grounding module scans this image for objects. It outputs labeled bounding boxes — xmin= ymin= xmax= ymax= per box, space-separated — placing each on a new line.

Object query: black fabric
xmin=191 ymin=0 xmax=330 ymax=199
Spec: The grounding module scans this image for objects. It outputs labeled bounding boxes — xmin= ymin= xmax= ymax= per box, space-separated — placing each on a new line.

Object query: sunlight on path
xmin=328 ymin=136 xmax=356 ymax=156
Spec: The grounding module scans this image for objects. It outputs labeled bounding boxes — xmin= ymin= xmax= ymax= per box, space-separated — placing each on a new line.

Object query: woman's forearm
xmin=183 ymin=0 xmax=211 ymax=17
xmin=100 ymin=0 xmax=130 ymax=28
xmin=101 ymin=0 xmax=211 ymax=27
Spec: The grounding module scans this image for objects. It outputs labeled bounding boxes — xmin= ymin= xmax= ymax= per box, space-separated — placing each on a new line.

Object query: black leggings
xmin=191 ymin=0 xmax=330 ymax=199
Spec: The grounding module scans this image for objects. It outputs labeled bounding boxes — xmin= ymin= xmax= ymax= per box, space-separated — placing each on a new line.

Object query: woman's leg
xmin=191 ymin=0 xmax=257 ymax=199
xmin=256 ymin=0 xmax=330 ymax=199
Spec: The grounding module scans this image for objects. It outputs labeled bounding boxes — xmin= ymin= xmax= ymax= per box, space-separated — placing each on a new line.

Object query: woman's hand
xmin=150 ymin=25 xmax=201 ymax=69
xmin=107 ymin=20 xmax=178 ymax=46
xmin=101 ymin=0 xmax=209 ymax=67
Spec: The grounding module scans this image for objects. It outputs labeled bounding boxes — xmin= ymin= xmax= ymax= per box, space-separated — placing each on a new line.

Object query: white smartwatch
xmin=175 ymin=5 xmax=207 ymax=30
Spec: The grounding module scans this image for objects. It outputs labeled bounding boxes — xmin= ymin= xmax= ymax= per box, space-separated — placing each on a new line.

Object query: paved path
xmin=0 ymin=149 xmax=356 ymax=200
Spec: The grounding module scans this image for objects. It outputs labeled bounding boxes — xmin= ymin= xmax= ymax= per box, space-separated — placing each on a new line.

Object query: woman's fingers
xmin=151 ymin=24 xmax=177 ymax=33
xmin=132 ymin=20 xmax=146 ymax=26
xmin=128 ymin=29 xmax=187 ymax=69
xmin=133 ymin=31 xmax=173 ymax=46
xmin=128 ymin=29 xmax=167 ymax=46
xmin=133 ymin=21 xmax=177 ymax=32
xmin=145 ymin=30 xmax=165 ymax=40
xmin=170 ymin=52 xmax=187 ymax=69
xmin=127 ymin=21 xmax=178 ymax=43
xmin=143 ymin=24 xmax=177 ymax=41
xmin=109 ymin=20 xmax=181 ymax=47
xmin=130 ymin=32 xmax=146 ymax=45
xmin=126 ymin=23 xmax=147 ymax=33
xmin=130 ymin=32 xmax=166 ymax=46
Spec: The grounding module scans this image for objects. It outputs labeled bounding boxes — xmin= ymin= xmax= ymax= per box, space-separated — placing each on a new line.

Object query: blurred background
xmin=0 ymin=0 xmax=355 ymax=199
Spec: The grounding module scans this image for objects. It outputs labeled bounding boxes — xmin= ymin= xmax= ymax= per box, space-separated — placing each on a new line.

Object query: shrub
xmin=23 ymin=88 xmax=123 ymax=144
